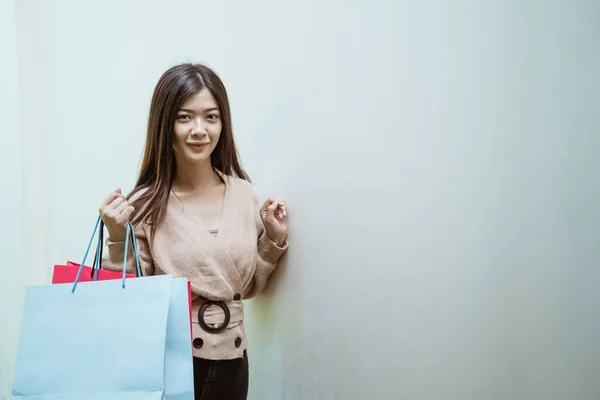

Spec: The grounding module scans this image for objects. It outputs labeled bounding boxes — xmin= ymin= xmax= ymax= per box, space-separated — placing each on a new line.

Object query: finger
xmin=115 ymin=199 xmax=130 ymax=214
xmin=274 ymin=201 xmax=283 ymax=220
xmin=273 ymin=200 xmax=286 ymax=217
xmin=265 ymin=200 xmax=279 ymax=219
xmin=118 ymin=206 xmax=135 ymax=222
xmin=108 ymin=195 xmax=126 ymax=209
xmin=114 ymin=204 xmax=135 ymax=221
xmin=261 ymin=197 xmax=277 ymax=211
xmin=260 ymin=198 xmax=271 ymax=211
xmin=101 ymin=189 xmax=122 ymax=207
xmin=262 ymin=198 xmax=277 ymax=211
xmin=275 ymin=198 xmax=287 ymax=216
xmin=262 ymin=198 xmax=277 ymax=205
xmin=99 ymin=198 xmax=122 ymax=217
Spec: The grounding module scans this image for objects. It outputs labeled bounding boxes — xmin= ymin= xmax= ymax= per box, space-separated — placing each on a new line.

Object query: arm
xmin=243 ymin=193 xmax=288 ymax=299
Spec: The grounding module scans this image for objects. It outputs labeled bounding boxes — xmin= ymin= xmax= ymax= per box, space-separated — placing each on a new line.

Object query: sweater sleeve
xmin=243 ymin=192 xmax=288 ymax=299
xmin=100 ymin=223 xmax=155 ymax=277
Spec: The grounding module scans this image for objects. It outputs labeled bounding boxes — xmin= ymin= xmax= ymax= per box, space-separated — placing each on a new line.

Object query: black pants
xmin=193 ymin=350 xmax=249 ymax=400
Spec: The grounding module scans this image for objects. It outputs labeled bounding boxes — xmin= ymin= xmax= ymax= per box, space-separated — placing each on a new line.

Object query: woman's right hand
xmin=99 ymin=188 xmax=135 ymax=242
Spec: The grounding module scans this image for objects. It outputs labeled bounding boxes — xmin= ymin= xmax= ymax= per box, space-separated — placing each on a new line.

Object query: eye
xmin=176 ymin=114 xmax=191 ymax=122
xmin=207 ymin=113 xmax=220 ymax=121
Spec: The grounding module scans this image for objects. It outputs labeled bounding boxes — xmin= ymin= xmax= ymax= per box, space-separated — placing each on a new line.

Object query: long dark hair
xmin=129 ymin=63 xmax=249 ymax=232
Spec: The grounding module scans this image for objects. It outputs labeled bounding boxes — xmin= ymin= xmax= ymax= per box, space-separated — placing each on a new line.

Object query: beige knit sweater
xmin=101 ymin=174 xmax=288 ymax=360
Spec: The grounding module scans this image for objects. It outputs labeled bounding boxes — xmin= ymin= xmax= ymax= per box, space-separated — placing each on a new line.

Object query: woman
xmin=98 ymin=63 xmax=289 ymax=400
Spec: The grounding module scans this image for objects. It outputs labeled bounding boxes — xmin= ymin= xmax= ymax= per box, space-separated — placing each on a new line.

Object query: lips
xmin=187 ymin=142 xmax=209 ymax=148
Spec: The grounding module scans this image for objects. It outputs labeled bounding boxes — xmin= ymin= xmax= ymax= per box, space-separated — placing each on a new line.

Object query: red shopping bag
xmin=52 ymin=261 xmax=194 ymax=339
xmin=52 ymin=261 xmax=136 ymax=283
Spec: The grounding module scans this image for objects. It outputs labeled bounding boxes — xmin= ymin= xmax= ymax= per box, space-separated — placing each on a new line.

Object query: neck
xmin=173 ymin=160 xmax=221 ymax=192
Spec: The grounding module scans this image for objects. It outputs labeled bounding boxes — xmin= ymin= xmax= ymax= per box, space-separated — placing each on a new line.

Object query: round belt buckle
xmin=198 ymin=300 xmax=230 ymax=334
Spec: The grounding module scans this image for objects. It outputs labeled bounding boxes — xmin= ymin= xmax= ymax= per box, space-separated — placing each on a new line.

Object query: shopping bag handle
xmin=91 ymin=220 xmax=143 ymax=280
xmin=71 ymin=215 xmax=142 ymax=293
xmin=124 ymin=221 xmax=143 ymax=279
xmin=90 ymin=220 xmax=104 ymax=279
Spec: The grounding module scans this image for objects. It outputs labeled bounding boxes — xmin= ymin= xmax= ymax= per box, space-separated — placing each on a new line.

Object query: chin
xmin=187 ymin=156 xmax=210 ymax=164
xmin=186 ymin=152 xmax=212 ymax=164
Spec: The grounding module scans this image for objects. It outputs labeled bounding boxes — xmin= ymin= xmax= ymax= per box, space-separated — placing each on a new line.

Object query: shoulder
xmin=224 ymin=175 xmax=258 ymax=200
xmin=226 ymin=175 xmax=255 ymax=194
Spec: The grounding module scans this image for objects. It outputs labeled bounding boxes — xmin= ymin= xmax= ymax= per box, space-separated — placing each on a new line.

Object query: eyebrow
xmin=177 ymin=107 xmax=220 ymax=113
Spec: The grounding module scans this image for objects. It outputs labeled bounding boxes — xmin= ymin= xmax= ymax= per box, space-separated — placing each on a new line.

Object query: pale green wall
xmin=0 ymin=0 xmax=24 ymax=398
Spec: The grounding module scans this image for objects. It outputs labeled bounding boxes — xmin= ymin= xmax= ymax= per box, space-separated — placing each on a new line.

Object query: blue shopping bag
xmin=11 ymin=216 xmax=194 ymax=400
xmin=164 ymin=277 xmax=195 ymax=400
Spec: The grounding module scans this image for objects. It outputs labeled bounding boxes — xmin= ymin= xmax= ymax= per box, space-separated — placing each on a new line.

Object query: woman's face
xmin=173 ymin=88 xmax=222 ymax=165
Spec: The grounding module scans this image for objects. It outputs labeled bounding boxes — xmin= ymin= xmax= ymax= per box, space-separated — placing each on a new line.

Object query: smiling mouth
xmin=188 ymin=142 xmax=209 ymax=147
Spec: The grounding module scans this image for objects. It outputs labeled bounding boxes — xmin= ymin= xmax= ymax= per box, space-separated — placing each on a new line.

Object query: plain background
xmin=1 ymin=1 xmax=599 ymax=399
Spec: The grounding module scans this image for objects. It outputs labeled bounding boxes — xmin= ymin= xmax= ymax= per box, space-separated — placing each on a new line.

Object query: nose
xmin=191 ymin=116 xmax=207 ymax=135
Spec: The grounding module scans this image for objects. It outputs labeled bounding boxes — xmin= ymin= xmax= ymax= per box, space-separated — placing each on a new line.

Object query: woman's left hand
xmin=260 ymin=198 xmax=288 ymax=246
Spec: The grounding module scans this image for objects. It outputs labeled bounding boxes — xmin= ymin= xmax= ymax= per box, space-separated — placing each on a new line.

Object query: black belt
xmin=198 ymin=300 xmax=231 ymax=333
